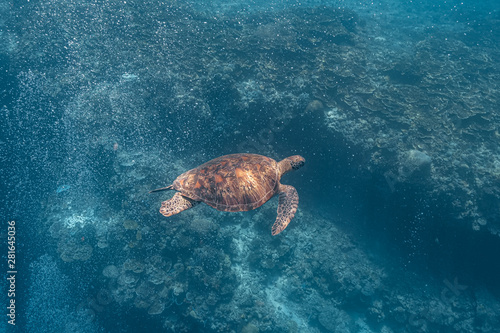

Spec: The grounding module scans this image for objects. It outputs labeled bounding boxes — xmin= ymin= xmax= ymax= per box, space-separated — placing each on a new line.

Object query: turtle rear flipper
xmin=272 ymin=185 xmax=298 ymax=235
xmin=160 ymin=193 xmax=199 ymax=217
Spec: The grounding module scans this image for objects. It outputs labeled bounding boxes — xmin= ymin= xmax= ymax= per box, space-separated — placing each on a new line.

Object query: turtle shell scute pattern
xmin=173 ymin=154 xmax=279 ymax=212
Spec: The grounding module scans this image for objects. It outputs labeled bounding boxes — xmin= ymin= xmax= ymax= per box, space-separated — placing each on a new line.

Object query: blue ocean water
xmin=1 ymin=0 xmax=500 ymax=332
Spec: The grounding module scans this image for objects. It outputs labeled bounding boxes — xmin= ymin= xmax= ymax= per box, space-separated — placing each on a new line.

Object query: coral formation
xmin=7 ymin=1 xmax=500 ymax=332
xmin=12 ymin=0 xmax=500 ymax=235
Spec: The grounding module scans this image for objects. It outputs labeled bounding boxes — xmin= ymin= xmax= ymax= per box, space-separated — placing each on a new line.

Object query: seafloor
xmin=2 ymin=0 xmax=500 ymax=332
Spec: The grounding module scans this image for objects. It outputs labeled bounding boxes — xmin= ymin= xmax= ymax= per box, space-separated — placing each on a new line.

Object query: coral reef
xmin=12 ymin=0 xmax=499 ymax=235
xmin=7 ymin=1 xmax=500 ymax=332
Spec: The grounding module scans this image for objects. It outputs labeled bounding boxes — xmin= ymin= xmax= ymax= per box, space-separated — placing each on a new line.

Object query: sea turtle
xmin=150 ymin=153 xmax=305 ymax=235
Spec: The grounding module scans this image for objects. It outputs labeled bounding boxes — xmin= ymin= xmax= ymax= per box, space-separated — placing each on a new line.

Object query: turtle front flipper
xmin=160 ymin=192 xmax=199 ymax=217
xmin=272 ymin=184 xmax=299 ymax=235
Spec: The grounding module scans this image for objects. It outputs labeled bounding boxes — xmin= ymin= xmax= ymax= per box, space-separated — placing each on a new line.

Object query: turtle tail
xmin=149 ymin=185 xmax=174 ymax=193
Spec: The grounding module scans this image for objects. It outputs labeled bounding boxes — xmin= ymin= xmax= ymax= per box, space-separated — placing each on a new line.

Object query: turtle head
xmin=279 ymin=155 xmax=305 ymax=175
xmin=288 ymin=155 xmax=305 ymax=170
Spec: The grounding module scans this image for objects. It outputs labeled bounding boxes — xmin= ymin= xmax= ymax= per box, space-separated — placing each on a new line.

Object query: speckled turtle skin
xmin=150 ymin=153 xmax=305 ymax=235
